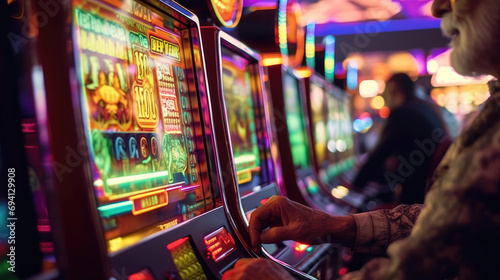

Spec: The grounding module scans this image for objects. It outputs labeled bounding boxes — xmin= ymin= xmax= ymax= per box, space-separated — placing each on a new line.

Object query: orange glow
xmin=370 ymin=96 xmax=385 ymax=110
xmin=293 ymin=66 xmax=313 ymax=78
xmin=262 ymin=53 xmax=283 ymax=66
xmin=294 ymin=243 xmax=309 ymax=251
xmin=129 ymin=189 xmax=168 ymax=215
xmin=210 ymin=0 xmax=243 ymax=28
xmin=379 ymin=106 xmax=390 ymax=118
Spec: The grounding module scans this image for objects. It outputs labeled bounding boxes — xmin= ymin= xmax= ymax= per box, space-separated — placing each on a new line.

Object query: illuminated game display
xmin=309 ymin=81 xmax=328 ymax=165
xmin=283 ymin=72 xmax=310 ymax=169
xmin=326 ymin=93 xmax=341 ymax=159
xmin=221 ymin=46 xmax=270 ymax=195
xmin=73 ymin=0 xmax=215 ymax=252
xmin=340 ymin=98 xmax=355 ymax=158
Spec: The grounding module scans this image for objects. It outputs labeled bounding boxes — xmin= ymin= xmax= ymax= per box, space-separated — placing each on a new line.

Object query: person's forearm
xmin=323 ymin=215 xmax=356 ymax=248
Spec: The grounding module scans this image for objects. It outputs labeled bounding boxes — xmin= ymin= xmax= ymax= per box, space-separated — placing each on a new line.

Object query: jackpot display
xmin=73 ymin=0 xmax=215 ymax=252
xmin=283 ymin=72 xmax=310 ymax=169
xmin=220 ymin=46 xmax=271 ymax=195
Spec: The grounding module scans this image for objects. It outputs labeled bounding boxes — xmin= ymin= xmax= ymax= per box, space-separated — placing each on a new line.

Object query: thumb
xmin=260 ymin=226 xmax=290 ymax=244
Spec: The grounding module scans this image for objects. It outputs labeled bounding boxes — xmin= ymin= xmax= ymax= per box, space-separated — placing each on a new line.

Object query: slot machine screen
xmin=341 ymin=99 xmax=354 ymax=156
xmin=310 ymin=82 xmax=328 ymax=164
xmin=326 ymin=94 xmax=341 ymax=156
xmin=283 ymin=72 xmax=310 ymax=169
xmin=220 ymin=46 xmax=272 ymax=196
xmin=73 ymin=0 xmax=217 ymax=252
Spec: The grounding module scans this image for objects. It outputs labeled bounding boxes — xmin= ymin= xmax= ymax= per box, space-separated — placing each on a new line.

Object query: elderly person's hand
xmin=222 ymin=258 xmax=294 ymax=280
xmin=249 ymin=196 xmax=356 ymax=252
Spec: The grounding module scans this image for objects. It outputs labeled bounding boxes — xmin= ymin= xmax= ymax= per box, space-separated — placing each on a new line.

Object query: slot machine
xmin=200 ymin=27 xmax=336 ymax=280
xmin=10 ymin=0 xmax=293 ymax=278
xmin=265 ymin=64 xmax=351 ymax=216
xmin=327 ymin=86 xmax=356 ymax=182
xmin=305 ymin=75 xmax=368 ymax=210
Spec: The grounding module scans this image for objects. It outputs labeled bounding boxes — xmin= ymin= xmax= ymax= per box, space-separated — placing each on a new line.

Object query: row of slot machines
xmin=0 ymin=0 xmax=383 ymax=279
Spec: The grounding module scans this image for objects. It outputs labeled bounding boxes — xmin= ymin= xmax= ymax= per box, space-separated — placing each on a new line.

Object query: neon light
xmin=293 ymin=66 xmax=312 ymax=78
xmin=210 ymin=0 xmax=243 ymax=28
xmin=305 ymin=21 xmax=315 ymax=69
xmin=234 ymin=154 xmax=257 ymax=165
xmin=278 ymin=0 xmax=289 ymax=58
xmin=346 ymin=61 xmax=358 ymax=90
xmin=94 ymin=179 xmax=103 ymax=187
xmin=106 ymin=170 xmax=169 ymax=186
xmin=166 ymin=237 xmax=189 ymax=250
xmin=180 ymin=184 xmax=199 ymax=192
xmin=277 ymin=0 xmax=304 ymax=67
xmin=260 ymin=198 xmax=269 ymax=205
xmin=294 ymin=243 xmax=309 ymax=251
xmin=262 ymin=54 xmax=283 ymax=66
xmin=315 ymin=18 xmax=441 ymax=37
xmin=130 ymin=189 xmax=169 ymax=215
xmin=98 ymin=201 xmax=134 ymax=218
xmin=324 ymin=36 xmax=335 ymax=82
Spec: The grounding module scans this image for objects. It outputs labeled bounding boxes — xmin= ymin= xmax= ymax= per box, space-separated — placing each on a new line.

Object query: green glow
xmin=278 ymin=0 xmax=289 ymax=57
xmin=98 ymin=201 xmax=134 ymax=218
xmin=107 ymin=170 xmax=169 ymax=186
xmin=284 ymin=73 xmax=310 ymax=169
xmin=307 ymin=183 xmax=319 ymax=194
xmin=324 ymin=36 xmax=335 ymax=83
xmin=234 ymin=154 xmax=257 ymax=165
xmin=306 ymin=21 xmax=315 ymax=69
xmin=306 ymin=246 xmax=313 ymax=252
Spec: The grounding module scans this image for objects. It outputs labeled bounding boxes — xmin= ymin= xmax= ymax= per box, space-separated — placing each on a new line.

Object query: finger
xmin=259 ymin=226 xmax=290 ymax=244
xmin=221 ymin=268 xmax=234 ymax=280
xmin=249 ymin=202 xmax=275 ymax=251
xmin=233 ymin=258 xmax=255 ymax=268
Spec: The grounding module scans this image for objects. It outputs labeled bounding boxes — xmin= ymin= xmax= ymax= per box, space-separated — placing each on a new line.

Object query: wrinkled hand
xmin=222 ymin=258 xmax=294 ymax=280
xmin=249 ymin=196 xmax=355 ymax=252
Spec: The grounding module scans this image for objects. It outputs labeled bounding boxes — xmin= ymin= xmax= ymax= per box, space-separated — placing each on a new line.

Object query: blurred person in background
xmin=351 ymin=73 xmax=450 ymax=205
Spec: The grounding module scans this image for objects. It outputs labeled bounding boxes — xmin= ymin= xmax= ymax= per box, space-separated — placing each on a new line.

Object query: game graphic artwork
xmin=220 ymin=47 xmax=266 ymax=195
xmin=73 ymin=0 xmax=215 ymax=251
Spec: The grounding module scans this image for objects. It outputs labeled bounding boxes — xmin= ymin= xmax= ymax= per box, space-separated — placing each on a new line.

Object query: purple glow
xmin=409 ymin=49 xmax=426 ymax=75
xmin=315 ymin=18 xmax=441 ymax=36
xmin=181 ymin=184 xmax=200 ymax=192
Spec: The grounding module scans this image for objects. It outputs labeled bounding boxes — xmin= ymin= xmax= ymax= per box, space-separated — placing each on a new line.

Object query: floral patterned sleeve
xmin=352 ymin=204 xmax=423 ymax=254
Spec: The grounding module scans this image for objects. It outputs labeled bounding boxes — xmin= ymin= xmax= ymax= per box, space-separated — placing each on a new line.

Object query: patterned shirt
xmin=346 ymin=81 xmax=500 ymax=279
